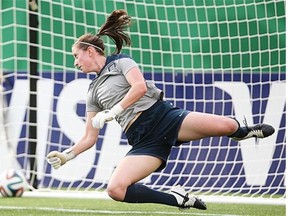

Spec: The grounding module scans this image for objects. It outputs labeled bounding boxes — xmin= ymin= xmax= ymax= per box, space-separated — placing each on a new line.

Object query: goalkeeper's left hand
xmin=47 ymin=148 xmax=75 ymax=169
xmin=92 ymin=104 xmax=124 ymax=129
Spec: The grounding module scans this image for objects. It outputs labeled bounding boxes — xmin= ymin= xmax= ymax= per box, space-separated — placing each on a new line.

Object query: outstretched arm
xmin=47 ymin=111 xmax=99 ymax=169
xmin=70 ymin=111 xmax=99 ymax=155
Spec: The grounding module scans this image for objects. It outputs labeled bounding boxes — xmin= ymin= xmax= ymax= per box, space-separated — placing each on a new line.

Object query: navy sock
xmin=123 ymin=184 xmax=178 ymax=206
xmin=228 ymin=118 xmax=249 ymax=138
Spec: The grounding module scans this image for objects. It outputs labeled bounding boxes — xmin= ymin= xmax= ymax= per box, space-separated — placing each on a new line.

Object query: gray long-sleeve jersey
xmin=86 ymin=54 xmax=163 ymax=130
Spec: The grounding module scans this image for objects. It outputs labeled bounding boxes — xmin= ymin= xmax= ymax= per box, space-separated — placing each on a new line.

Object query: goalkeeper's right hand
xmin=47 ymin=149 xmax=76 ymax=169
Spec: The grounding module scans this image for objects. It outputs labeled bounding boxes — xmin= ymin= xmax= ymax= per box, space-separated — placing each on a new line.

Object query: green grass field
xmin=0 ymin=197 xmax=285 ymax=216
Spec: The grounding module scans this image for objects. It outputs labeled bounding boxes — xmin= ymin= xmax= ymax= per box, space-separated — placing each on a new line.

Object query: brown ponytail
xmin=74 ymin=10 xmax=132 ymax=55
xmin=97 ymin=9 xmax=132 ymax=54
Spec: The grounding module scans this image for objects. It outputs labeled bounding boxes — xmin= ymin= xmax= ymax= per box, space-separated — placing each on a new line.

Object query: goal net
xmin=0 ymin=0 xmax=285 ymax=204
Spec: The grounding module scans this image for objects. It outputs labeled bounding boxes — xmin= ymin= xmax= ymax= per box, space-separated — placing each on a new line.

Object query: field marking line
xmin=0 ymin=206 xmax=246 ymax=216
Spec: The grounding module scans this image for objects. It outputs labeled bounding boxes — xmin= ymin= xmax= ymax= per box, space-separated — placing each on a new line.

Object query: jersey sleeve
xmin=118 ymin=57 xmax=139 ymax=76
xmin=86 ymin=92 xmax=102 ymax=112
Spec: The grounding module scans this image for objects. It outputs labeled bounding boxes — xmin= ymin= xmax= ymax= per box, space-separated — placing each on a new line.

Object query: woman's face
xmin=72 ymin=45 xmax=98 ymax=73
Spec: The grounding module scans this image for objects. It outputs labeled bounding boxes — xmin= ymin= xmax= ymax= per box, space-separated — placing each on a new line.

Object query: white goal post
xmin=0 ymin=0 xmax=285 ymax=204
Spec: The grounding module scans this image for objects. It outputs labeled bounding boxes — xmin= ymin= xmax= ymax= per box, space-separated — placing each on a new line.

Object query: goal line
xmin=23 ymin=191 xmax=285 ymax=206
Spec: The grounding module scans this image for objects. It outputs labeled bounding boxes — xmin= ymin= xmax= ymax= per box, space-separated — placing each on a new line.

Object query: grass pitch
xmin=0 ymin=197 xmax=285 ymax=216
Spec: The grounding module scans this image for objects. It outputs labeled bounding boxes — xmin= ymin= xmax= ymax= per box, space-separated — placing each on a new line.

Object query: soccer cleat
xmin=170 ymin=185 xmax=207 ymax=210
xmin=231 ymin=118 xmax=275 ymax=141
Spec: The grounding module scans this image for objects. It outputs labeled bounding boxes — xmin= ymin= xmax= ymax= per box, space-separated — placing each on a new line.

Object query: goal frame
xmin=0 ymin=0 xmax=286 ymax=204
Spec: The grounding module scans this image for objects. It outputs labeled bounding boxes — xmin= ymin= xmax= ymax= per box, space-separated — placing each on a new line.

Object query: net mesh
xmin=0 ymin=0 xmax=285 ymax=201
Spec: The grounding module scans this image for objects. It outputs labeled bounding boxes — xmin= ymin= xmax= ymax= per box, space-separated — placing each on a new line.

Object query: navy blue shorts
xmin=125 ymin=100 xmax=189 ymax=171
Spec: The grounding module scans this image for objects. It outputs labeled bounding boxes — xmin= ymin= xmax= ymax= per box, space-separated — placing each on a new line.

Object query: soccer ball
xmin=0 ymin=169 xmax=26 ymax=197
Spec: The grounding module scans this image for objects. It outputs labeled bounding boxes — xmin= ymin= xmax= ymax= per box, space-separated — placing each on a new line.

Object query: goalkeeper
xmin=47 ymin=9 xmax=274 ymax=211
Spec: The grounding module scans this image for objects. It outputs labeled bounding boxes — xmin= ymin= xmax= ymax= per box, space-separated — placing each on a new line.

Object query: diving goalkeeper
xmin=47 ymin=9 xmax=274 ymax=211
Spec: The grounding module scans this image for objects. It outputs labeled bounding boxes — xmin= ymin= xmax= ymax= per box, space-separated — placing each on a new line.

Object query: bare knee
xmin=225 ymin=118 xmax=239 ymax=135
xmin=212 ymin=117 xmax=239 ymax=136
xmin=106 ymin=182 xmax=127 ymax=201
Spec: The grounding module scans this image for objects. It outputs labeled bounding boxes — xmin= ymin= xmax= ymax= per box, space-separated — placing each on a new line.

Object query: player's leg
xmin=177 ymin=112 xmax=237 ymax=141
xmin=107 ymin=155 xmax=162 ymax=201
xmin=177 ymin=112 xmax=274 ymax=141
xmin=107 ymin=155 xmax=206 ymax=210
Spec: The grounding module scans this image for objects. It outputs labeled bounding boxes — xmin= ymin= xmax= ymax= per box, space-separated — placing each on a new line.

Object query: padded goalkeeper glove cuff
xmin=110 ymin=103 xmax=124 ymax=117
xmin=92 ymin=103 xmax=124 ymax=129
xmin=47 ymin=148 xmax=76 ymax=169
xmin=63 ymin=148 xmax=76 ymax=161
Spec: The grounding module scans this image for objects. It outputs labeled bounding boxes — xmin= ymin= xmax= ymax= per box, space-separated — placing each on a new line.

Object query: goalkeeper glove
xmin=92 ymin=103 xmax=124 ymax=129
xmin=47 ymin=148 xmax=76 ymax=169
